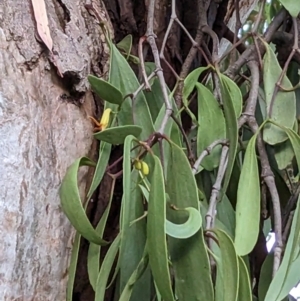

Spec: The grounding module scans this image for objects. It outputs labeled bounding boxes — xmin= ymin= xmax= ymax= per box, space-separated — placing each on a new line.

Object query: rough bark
xmin=0 ymin=0 xmax=110 ymax=300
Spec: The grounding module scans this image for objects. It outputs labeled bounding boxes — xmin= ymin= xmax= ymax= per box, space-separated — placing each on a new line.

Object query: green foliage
xmin=59 ymin=17 xmax=300 ymax=301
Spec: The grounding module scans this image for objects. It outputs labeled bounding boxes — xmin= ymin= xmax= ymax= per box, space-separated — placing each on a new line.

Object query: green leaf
xmin=235 ymin=134 xmax=260 ymax=256
xmin=109 ymin=44 xmax=154 ymax=139
xmin=182 ymin=66 xmax=209 ymax=125
xmin=265 ymin=195 xmax=300 ymax=301
xmin=196 ymin=83 xmax=226 ymax=170
xmin=217 ymin=194 xmax=236 ymax=239
xmin=220 ymin=75 xmax=243 ymax=118
xmin=138 ymin=185 xmax=202 ymax=239
xmin=94 ymin=125 xmax=142 ymax=145
xmin=219 ymin=73 xmax=239 ymax=194
xmin=278 ymin=0 xmax=300 ymax=17
xmin=258 ymin=252 xmax=273 ymax=301
xmin=262 ymin=43 xmax=296 ymax=145
xmin=119 ymin=251 xmax=149 ymax=301
xmin=147 ymin=155 xmax=175 ymax=301
xmin=59 ymin=157 xmax=108 ymax=245
xmin=118 ymin=136 xmax=150 ymax=301
xmin=66 ymin=232 xmax=81 ymax=301
xmin=87 ymin=178 xmax=115 ymax=290
xmin=237 ymin=256 xmax=252 ymax=301
xmin=88 ymin=75 xmax=123 ymax=105
xmin=166 ymin=143 xmax=213 ymax=301
xmin=183 ymin=66 xmax=209 ymax=101
xmin=87 ymin=142 xmax=111 ymax=199
xmin=274 ymin=139 xmax=295 ymax=170
xmin=212 ymin=229 xmax=239 ymax=301
xmin=116 ymin=35 xmax=133 ymax=59
xmin=94 ymin=234 xmax=121 ymax=301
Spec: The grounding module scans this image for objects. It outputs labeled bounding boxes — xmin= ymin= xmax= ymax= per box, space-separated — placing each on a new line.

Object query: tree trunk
xmin=0 ymin=0 xmax=258 ymax=300
xmin=0 ymin=1 xmax=110 ymax=300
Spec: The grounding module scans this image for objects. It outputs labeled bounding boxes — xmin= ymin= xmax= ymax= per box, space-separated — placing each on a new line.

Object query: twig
xmin=205 ymin=146 xmax=229 ymax=230
xmin=225 ymin=9 xmax=287 ymax=79
xmin=192 ymin=139 xmax=228 ymax=175
xmin=145 ymin=0 xmax=173 ymax=134
xmin=138 ymin=36 xmax=151 ymax=91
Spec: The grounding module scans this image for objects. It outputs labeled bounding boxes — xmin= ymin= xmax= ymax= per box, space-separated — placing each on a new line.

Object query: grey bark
xmin=0 ymin=0 xmax=110 ymax=300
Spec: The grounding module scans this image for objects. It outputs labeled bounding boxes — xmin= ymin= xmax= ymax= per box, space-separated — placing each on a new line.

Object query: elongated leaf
xmin=263 ymin=43 xmax=296 ymax=145
xmin=274 ymin=139 xmax=295 ymax=170
xmin=116 ymin=34 xmax=133 ymax=59
xmin=220 ymin=75 xmax=242 ymax=118
xmin=94 ymin=125 xmax=142 ymax=145
xmin=265 ymin=195 xmax=300 ymax=301
xmin=147 ymin=155 xmax=175 ymax=301
xmin=219 ymin=73 xmax=239 ymax=193
xmin=166 ymin=143 xmax=213 ymax=301
xmin=196 ymin=82 xmax=226 ymax=170
xmin=182 ymin=66 xmax=209 ymax=124
xmin=235 ymin=134 xmax=260 ymax=256
xmin=88 ymin=75 xmax=123 ymax=105
xmin=119 ymin=251 xmax=149 ymax=301
xmin=118 ymin=136 xmax=150 ymax=301
xmin=278 ymin=0 xmax=300 ymax=17
xmin=110 ymin=44 xmax=154 ymax=139
xmin=87 ymin=142 xmax=111 ymax=199
xmin=258 ymin=253 xmax=274 ymax=301
xmin=213 ymin=229 xmax=239 ymax=301
xmin=87 ymin=178 xmax=115 ymax=290
xmin=60 ymin=157 xmax=108 ymax=245
xmin=139 ymin=185 xmax=202 ymax=239
xmin=237 ymin=256 xmax=252 ymax=301
xmin=66 ymin=232 xmax=81 ymax=301
xmin=183 ymin=66 xmax=210 ymax=101
xmin=217 ymin=194 xmax=236 ymax=239
xmin=94 ymin=234 xmax=121 ymax=301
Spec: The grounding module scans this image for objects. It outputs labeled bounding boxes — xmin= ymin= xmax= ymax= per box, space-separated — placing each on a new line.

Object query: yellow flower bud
xmin=99 ymin=108 xmax=112 ymax=130
xmin=134 ymin=160 xmax=142 ymax=170
xmin=141 ymin=161 xmax=149 ymax=176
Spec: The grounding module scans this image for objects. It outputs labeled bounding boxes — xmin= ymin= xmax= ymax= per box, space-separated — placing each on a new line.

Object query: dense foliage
xmin=60 ymin=1 xmax=300 ymax=300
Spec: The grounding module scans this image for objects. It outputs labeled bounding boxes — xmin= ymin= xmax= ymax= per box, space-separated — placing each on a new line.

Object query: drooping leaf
xmin=139 ymin=185 xmax=202 ymax=239
xmin=262 ymin=43 xmax=296 ymax=145
xmin=235 ymin=134 xmax=260 ymax=256
xmin=109 ymin=44 xmax=154 ymax=139
xmin=87 ymin=178 xmax=115 ymax=290
xmin=116 ymin=34 xmax=133 ymax=59
xmin=59 ymin=157 xmax=108 ymax=245
xmin=182 ymin=66 xmax=210 ymax=124
xmin=274 ymin=139 xmax=295 ymax=170
xmin=94 ymin=234 xmax=121 ymax=301
xmin=237 ymin=256 xmax=252 ymax=301
xmin=217 ymin=194 xmax=236 ymax=239
xmin=87 ymin=142 xmax=111 ymax=199
xmin=219 ymin=73 xmax=239 ymax=194
xmin=88 ymin=75 xmax=123 ymax=105
xmin=264 ymin=195 xmax=300 ymax=301
xmin=219 ymin=75 xmax=243 ymax=118
xmin=147 ymin=155 xmax=175 ymax=301
xmin=258 ymin=252 xmax=274 ymax=301
xmin=166 ymin=143 xmax=213 ymax=301
xmin=66 ymin=232 xmax=81 ymax=301
xmin=212 ymin=229 xmax=239 ymax=301
xmin=118 ymin=135 xmax=150 ymax=301
xmin=94 ymin=125 xmax=142 ymax=145
xmin=196 ymin=82 xmax=226 ymax=170
xmin=278 ymin=0 xmax=300 ymax=17
xmin=119 ymin=251 xmax=149 ymax=301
